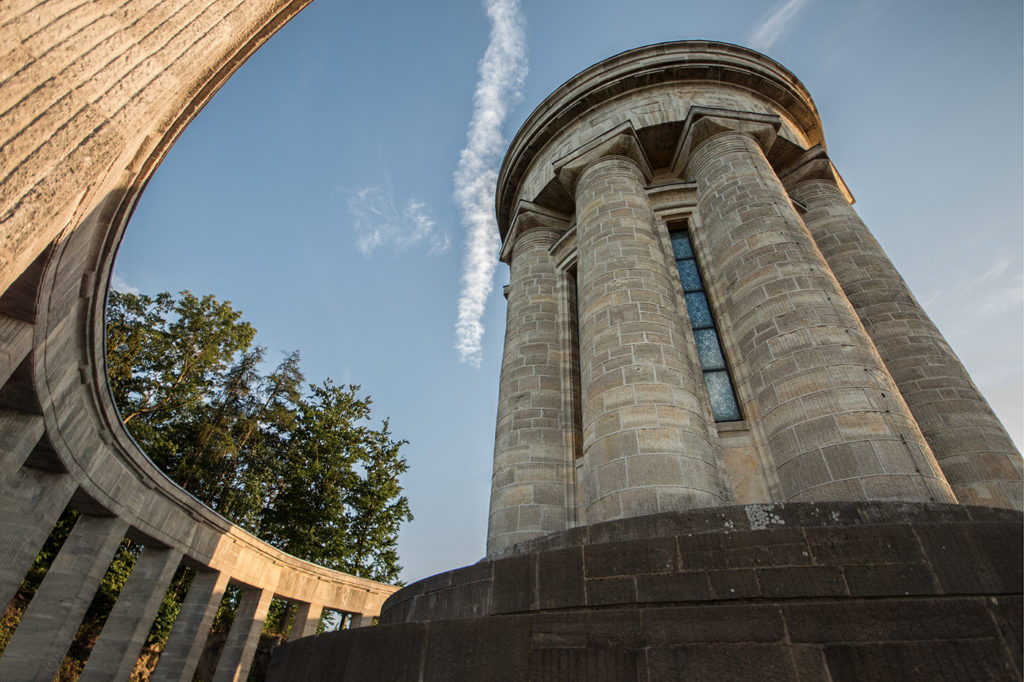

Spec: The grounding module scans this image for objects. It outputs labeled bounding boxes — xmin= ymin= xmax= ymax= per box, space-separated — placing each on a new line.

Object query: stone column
xmin=0 ymin=467 xmax=75 ymax=610
xmin=212 ymin=586 xmax=274 ymax=682
xmin=290 ymin=600 xmax=323 ymax=639
xmin=80 ymin=545 xmax=184 ymax=682
xmin=153 ymin=568 xmax=230 ymax=682
xmin=0 ymin=410 xmax=44 ymax=478
xmin=782 ymin=149 xmax=1023 ymax=509
xmin=675 ymin=109 xmax=956 ymax=504
xmin=487 ymin=205 xmax=572 ymax=557
xmin=0 ymin=514 xmax=128 ymax=682
xmin=556 ymin=125 xmax=723 ymax=524
xmin=350 ymin=613 xmax=376 ymax=628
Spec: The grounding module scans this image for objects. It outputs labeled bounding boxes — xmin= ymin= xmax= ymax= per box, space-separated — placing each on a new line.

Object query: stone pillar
xmin=0 ymin=410 xmax=44 ymax=478
xmin=782 ymin=149 xmax=1023 ymax=509
xmin=290 ymin=600 xmax=323 ymax=639
xmin=80 ymin=545 xmax=184 ymax=682
xmin=487 ymin=205 xmax=573 ymax=557
xmin=212 ymin=586 xmax=274 ymax=682
xmin=0 ymin=514 xmax=128 ymax=682
xmin=676 ymin=109 xmax=956 ymax=504
xmin=153 ymin=568 xmax=230 ymax=682
xmin=556 ymin=125 xmax=723 ymax=524
xmin=350 ymin=613 xmax=375 ymax=628
xmin=0 ymin=468 xmax=75 ymax=610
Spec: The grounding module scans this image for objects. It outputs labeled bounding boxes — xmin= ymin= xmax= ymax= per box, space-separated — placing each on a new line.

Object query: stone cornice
xmin=499 ymin=201 xmax=571 ymax=264
xmin=495 ymin=41 xmax=825 ymax=241
xmin=552 ymin=122 xmax=653 ymax=197
xmin=778 ymin=144 xmax=855 ymax=204
xmin=672 ymin=106 xmax=781 ymax=177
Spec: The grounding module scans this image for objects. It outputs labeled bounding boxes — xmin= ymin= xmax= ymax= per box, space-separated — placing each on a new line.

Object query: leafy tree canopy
xmin=106 ymin=289 xmax=412 ymax=582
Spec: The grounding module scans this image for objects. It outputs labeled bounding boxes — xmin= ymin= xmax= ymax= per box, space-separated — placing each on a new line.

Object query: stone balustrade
xmin=0 ymin=2 xmax=397 ymax=680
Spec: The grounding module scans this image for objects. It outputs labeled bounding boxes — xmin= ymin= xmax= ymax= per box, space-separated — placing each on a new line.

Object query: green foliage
xmin=105 ymin=289 xmax=412 ymax=581
xmin=2 ymin=290 xmax=413 ymax=677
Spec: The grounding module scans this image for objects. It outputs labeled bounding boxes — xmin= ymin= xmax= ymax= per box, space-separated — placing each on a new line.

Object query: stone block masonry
xmin=270 ymin=502 xmax=1023 ymax=681
xmin=485 ymin=41 xmax=1020 ymax=556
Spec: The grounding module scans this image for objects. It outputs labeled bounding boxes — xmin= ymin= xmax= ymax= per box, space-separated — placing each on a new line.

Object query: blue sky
xmin=114 ymin=0 xmax=1023 ymax=583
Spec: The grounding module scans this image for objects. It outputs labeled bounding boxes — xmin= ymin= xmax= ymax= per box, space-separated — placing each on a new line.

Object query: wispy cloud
xmin=974 ymin=258 xmax=1023 ymax=317
xmin=746 ymin=0 xmax=811 ymax=53
xmin=921 ymin=256 xmax=1024 ymax=333
xmin=347 ymin=187 xmax=449 ymax=257
xmin=454 ymin=0 xmax=528 ymax=367
xmin=110 ymin=272 xmax=140 ymax=294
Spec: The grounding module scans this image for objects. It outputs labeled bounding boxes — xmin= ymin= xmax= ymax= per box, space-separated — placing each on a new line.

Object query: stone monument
xmin=269 ymin=41 xmax=1023 ymax=680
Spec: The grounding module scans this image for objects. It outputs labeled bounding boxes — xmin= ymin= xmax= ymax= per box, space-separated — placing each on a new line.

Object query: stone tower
xmin=486 ymin=40 xmax=1022 ymax=557
xmin=269 ymin=41 xmax=1022 ymax=681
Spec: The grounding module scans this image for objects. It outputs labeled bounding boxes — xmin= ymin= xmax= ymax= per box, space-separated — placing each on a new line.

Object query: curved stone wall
xmin=272 ymin=502 xmax=1023 ymax=681
xmin=0 ymin=3 xmax=396 ymax=680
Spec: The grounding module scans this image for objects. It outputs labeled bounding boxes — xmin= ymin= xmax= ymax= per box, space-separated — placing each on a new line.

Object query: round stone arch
xmin=0 ymin=3 xmax=396 ymax=679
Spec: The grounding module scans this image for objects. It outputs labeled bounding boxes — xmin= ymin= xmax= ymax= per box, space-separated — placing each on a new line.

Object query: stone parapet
xmin=271 ymin=502 xmax=1023 ymax=681
xmin=379 ymin=502 xmax=1021 ymax=624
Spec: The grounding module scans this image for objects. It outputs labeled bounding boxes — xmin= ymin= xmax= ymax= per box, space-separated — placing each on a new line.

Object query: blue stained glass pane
xmin=694 ymin=328 xmax=726 ymax=370
xmin=670 ymin=233 xmax=693 ymax=259
xmin=676 ymin=259 xmax=702 ymax=292
xmin=685 ymin=292 xmax=713 ymax=329
xmin=704 ymin=371 xmax=741 ymax=422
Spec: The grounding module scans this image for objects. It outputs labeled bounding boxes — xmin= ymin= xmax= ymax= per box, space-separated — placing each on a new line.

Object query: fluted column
xmin=212 ymin=586 xmax=273 ymax=682
xmin=487 ymin=205 xmax=573 ymax=557
xmin=782 ymin=149 xmax=1023 ymax=508
xmin=153 ymin=568 xmax=230 ymax=682
xmin=0 ymin=514 xmax=128 ymax=682
xmin=676 ymin=109 xmax=956 ymax=504
xmin=80 ymin=545 xmax=184 ymax=682
xmin=556 ymin=126 xmax=723 ymax=524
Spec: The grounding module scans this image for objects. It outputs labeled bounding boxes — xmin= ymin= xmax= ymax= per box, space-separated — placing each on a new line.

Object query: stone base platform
xmin=267 ymin=502 xmax=1023 ymax=681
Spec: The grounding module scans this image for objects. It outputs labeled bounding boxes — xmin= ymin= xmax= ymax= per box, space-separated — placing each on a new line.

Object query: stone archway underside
xmin=0 ymin=3 xmax=396 ymax=680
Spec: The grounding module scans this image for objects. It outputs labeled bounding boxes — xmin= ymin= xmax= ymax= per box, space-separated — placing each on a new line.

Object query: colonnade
xmin=0 ymin=1 xmax=398 ymax=678
xmin=487 ymin=52 xmax=1022 ymax=556
xmin=0 ymin=421 xmax=390 ymax=682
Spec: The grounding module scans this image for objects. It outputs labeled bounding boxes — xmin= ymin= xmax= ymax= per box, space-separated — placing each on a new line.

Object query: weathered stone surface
xmin=272 ymin=504 xmax=1023 ymax=681
xmin=486 ymin=39 xmax=1021 ymax=561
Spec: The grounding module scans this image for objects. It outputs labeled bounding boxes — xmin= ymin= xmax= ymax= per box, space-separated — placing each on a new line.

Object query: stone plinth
xmin=268 ymin=502 xmax=1023 ymax=681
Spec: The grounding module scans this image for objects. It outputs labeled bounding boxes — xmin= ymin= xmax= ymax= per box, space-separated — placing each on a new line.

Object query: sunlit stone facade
xmin=486 ymin=41 xmax=1023 ymax=558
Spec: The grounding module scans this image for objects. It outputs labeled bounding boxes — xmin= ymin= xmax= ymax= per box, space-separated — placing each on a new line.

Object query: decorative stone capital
xmin=552 ymin=122 xmax=653 ymax=197
xmin=778 ymin=145 xmax=855 ymax=204
xmin=671 ymin=106 xmax=781 ymax=177
xmin=499 ymin=201 xmax=571 ymax=264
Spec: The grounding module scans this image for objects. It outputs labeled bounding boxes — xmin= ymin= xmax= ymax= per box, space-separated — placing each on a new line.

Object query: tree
xmin=0 ymin=290 xmax=415 ymax=676
xmin=105 ymin=289 xmax=412 ymax=576
xmin=259 ymin=382 xmax=412 ymax=581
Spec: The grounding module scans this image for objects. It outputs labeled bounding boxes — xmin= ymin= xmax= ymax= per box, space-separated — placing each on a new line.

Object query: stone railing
xmin=0 ymin=2 xmax=397 ymax=680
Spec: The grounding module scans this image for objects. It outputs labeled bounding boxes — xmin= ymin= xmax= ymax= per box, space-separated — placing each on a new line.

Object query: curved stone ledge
xmin=380 ymin=502 xmax=1022 ymax=626
xmin=275 ymin=502 xmax=1022 ymax=681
